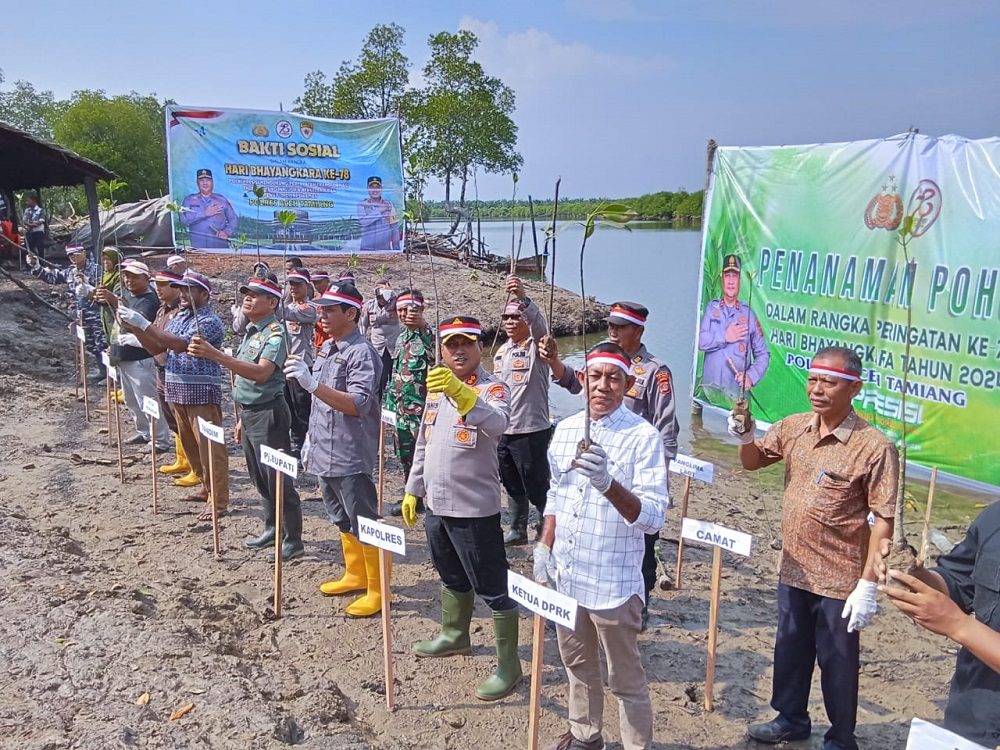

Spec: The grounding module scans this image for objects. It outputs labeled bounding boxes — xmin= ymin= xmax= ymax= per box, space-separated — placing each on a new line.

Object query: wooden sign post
xmin=679 ymin=517 xmax=752 ymax=712
xmin=917 ymin=466 xmax=939 ymax=565
xmin=141 ymin=396 xmax=161 ymax=513
xmin=75 ymin=321 xmax=90 ymax=421
xmin=223 ymin=348 xmax=239 ymax=426
xmin=670 ymin=454 xmax=716 ymax=589
xmin=100 ymin=352 xmax=114 ymax=447
xmin=260 ymin=444 xmax=298 ymax=618
xmin=358 ymin=516 xmax=406 ymax=710
xmin=197 ymin=416 xmax=225 ymax=557
xmin=106 ymin=364 xmax=125 ymax=483
xmin=508 ymin=571 xmax=580 ymax=750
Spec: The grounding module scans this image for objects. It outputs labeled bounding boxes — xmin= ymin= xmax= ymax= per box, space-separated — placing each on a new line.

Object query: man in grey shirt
xmin=400 ymin=316 xmax=522 ymax=702
xmin=282 ymin=268 xmax=317 ymax=458
xmin=359 ymin=278 xmax=401 ymax=400
xmin=283 ymin=283 xmax=385 ymax=618
xmin=492 ymin=275 xmax=552 ymax=545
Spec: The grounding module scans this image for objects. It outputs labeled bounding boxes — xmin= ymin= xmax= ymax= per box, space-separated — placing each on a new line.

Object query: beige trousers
xmin=172 ymin=402 xmax=229 ymax=511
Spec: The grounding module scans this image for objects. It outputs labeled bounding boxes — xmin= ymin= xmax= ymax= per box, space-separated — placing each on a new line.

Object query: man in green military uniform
xmin=188 ymin=276 xmax=304 ymax=560
xmin=383 ymin=289 xmax=434 ymax=517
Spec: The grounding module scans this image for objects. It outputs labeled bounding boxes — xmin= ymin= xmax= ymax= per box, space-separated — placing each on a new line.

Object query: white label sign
xmin=507 ymin=571 xmax=578 ymax=630
xmin=100 ymin=351 xmax=112 ymax=368
xmin=260 ymin=444 xmax=298 ymax=479
xmin=106 ymin=365 xmax=118 ymax=382
xmin=681 ymin=518 xmax=752 ymax=557
xmin=670 ymin=453 xmax=715 ymax=484
xmin=197 ymin=416 xmax=225 ymax=445
xmin=357 ymin=516 xmax=406 ymax=556
xmin=141 ymin=396 xmax=160 ymax=419
xmin=75 ymin=324 xmax=86 ymax=342
xmin=906 ymin=719 xmax=989 ymax=750
xmin=381 ymin=408 xmax=397 ymax=427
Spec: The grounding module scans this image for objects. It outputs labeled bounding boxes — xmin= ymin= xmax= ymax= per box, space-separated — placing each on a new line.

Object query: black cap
xmin=605 ymin=301 xmax=649 ymax=326
xmin=723 ymin=254 xmax=741 ymax=274
xmin=196 ymin=168 xmax=213 ymax=179
xmin=367 ymin=176 xmax=382 ymax=187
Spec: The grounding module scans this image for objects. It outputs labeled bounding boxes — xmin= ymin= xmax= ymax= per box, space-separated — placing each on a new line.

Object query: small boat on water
xmin=491 ymin=253 xmax=547 ymax=275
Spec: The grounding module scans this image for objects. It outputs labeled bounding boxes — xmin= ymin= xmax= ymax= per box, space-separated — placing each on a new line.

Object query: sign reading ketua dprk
xmin=681 ymin=518 xmax=753 ymax=557
xmin=508 ymin=571 xmax=578 ymax=630
xmin=166 ymin=105 xmax=404 ymax=256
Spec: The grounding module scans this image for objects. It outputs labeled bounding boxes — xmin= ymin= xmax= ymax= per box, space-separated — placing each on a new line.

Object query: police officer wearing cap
xmin=283 ymin=283 xmax=386 ymax=617
xmin=188 ymin=276 xmax=304 ymax=560
xmin=357 ymin=176 xmax=400 ymax=252
xmin=401 ymin=317 xmax=523 ymax=702
xmin=493 ymin=275 xmax=552 ymax=545
xmin=541 ymin=302 xmax=679 ymax=628
xmin=180 ymin=169 xmax=239 ymax=250
xmin=698 ymin=254 xmax=770 ymax=400
xmin=359 ymin=278 xmax=401 ymax=400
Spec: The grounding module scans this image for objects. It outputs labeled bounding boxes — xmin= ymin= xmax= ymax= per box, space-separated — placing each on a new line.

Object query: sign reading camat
xmin=357 ymin=516 xmax=406 ymax=556
xmin=681 ymin=518 xmax=753 ymax=557
xmin=507 ymin=571 xmax=578 ymax=630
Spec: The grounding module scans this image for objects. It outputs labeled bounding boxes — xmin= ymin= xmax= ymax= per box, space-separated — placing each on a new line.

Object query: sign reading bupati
xmin=695 ymin=133 xmax=1000 ymax=489
xmin=166 ymin=106 xmax=404 ymax=255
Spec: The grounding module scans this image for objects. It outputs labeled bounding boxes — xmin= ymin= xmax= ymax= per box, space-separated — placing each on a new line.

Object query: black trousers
xmin=771 ymin=583 xmax=860 ymax=750
xmin=283 ymin=378 xmax=312 ymax=458
xmin=376 ymin=347 xmax=393 ymax=404
xmin=498 ymin=427 xmax=552 ymax=528
xmin=642 ymin=531 xmax=659 ymax=597
xmin=240 ymin=399 xmax=302 ymax=544
xmin=424 ymin=510 xmax=515 ymax=612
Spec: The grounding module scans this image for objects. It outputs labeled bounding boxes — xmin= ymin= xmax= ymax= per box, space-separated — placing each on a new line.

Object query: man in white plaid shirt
xmin=535 ymin=341 xmax=668 ymax=750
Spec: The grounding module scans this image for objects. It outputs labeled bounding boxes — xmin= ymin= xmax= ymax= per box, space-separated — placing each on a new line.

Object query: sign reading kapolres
xmin=695 ymin=133 xmax=1000 ymax=490
xmin=166 ymin=106 xmax=404 ymax=255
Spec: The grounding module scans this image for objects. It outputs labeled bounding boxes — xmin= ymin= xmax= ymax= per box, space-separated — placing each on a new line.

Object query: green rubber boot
xmin=475 ymin=607 xmax=523 ymax=701
xmin=413 ymin=587 xmax=474 ymax=658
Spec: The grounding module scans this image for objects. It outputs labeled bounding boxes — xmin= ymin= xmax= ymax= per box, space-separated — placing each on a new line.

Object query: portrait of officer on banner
xmin=698 ymin=253 xmax=770 ymax=401
xmin=357 ymin=176 xmax=401 ymax=253
xmin=180 ymin=168 xmax=240 ymax=250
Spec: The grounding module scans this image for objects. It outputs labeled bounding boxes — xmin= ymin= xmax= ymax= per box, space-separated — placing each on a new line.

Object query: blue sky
xmin=4 ymin=0 xmax=998 ymax=200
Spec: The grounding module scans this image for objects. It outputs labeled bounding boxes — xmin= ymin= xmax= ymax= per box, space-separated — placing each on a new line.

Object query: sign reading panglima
xmin=695 ymin=132 xmax=1000 ymax=490
xmin=165 ymin=105 xmax=404 ymax=255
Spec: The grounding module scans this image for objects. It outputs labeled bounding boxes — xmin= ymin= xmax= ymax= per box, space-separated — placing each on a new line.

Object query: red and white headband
xmin=243 ymin=278 xmax=282 ymax=298
xmin=586 ymin=350 xmax=631 ymax=374
xmin=318 ymin=290 xmax=363 ymax=310
xmin=503 ymin=301 xmax=522 ymax=315
xmin=396 ymin=294 xmax=423 ymax=310
xmin=809 ymin=364 xmax=860 ymax=382
xmin=608 ymin=305 xmax=646 ymax=326
xmin=286 ymin=270 xmax=310 ymax=284
xmin=439 ymin=321 xmax=482 ymax=339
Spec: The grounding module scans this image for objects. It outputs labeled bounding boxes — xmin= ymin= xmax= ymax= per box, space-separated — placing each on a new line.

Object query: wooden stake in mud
xmin=141 ymin=397 xmax=161 ymax=514
xmin=197 ymin=416 xmax=225 ymax=558
xmin=674 ymin=476 xmax=693 ymax=589
xmin=102 ymin=353 xmax=113 ymax=448
xmin=918 ymin=466 xmax=939 ymax=565
xmin=527 ymin=608 xmax=546 ymax=750
xmin=108 ymin=365 xmax=125 ymax=484
xmin=705 ymin=545 xmax=723 ymax=712
xmin=379 ymin=546 xmax=394 ymax=710
xmin=260 ymin=444 xmax=298 ymax=618
xmin=76 ymin=317 xmax=91 ymax=421
xmin=74 ymin=326 xmax=81 ymax=399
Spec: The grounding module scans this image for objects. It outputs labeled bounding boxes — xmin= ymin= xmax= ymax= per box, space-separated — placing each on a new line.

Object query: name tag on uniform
xmin=334 ymin=357 xmax=346 ymax=364
xmin=453 ymin=424 xmax=477 ymax=448
xmin=424 ymin=409 xmax=438 ymax=425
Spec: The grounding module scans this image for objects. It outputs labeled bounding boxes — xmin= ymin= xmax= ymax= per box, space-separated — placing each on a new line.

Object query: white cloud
xmin=564 ymin=0 xmax=638 ymax=22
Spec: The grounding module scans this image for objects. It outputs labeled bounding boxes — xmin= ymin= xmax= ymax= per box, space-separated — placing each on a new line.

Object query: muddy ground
xmin=0 ymin=266 xmax=979 ymax=750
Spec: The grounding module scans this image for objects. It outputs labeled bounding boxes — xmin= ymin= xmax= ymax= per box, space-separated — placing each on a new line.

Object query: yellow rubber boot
xmin=174 ymin=469 xmax=201 ymax=487
xmin=319 ymin=532 xmax=367 ymax=596
xmin=346 ymin=544 xmax=390 ymax=618
xmin=160 ymin=434 xmax=192 ymax=475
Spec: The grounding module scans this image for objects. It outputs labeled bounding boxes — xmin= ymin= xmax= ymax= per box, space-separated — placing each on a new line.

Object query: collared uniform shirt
xmin=163 ymin=306 xmax=225 ymax=405
xmin=179 ymin=191 xmax=239 ymax=249
xmin=359 ymin=296 xmax=401 ymax=356
xmin=493 ymin=298 xmax=551 ymax=435
xmin=405 ymin=366 xmax=510 ymax=518
xmin=22 ymin=205 xmax=45 ymax=235
xmin=282 ymin=300 xmax=317 ymax=367
xmin=757 ymin=410 xmax=898 ymax=600
xmin=384 ymin=324 xmax=435 ymax=417
xmin=698 ymin=298 xmax=770 ymax=397
xmin=933 ymin=501 xmax=1000 ymax=747
xmin=545 ymin=405 xmax=668 ymax=610
xmin=32 ymin=259 xmax=101 ymax=313
xmin=232 ymin=312 xmax=287 ymax=406
xmin=153 ymin=299 xmax=182 ymax=368
xmin=305 ymin=328 xmax=382 ymax=477
xmin=357 ymin=198 xmax=400 ymax=252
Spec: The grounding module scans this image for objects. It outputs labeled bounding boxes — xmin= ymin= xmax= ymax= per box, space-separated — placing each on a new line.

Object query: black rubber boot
xmin=245 ymin=527 xmax=276 ymax=549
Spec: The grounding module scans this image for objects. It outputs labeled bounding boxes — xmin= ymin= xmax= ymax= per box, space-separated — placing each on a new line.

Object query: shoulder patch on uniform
xmin=487 ymin=383 xmax=506 ymax=400
xmin=268 ymin=322 xmax=281 ymax=330
xmin=655 ymin=370 xmax=672 ymax=394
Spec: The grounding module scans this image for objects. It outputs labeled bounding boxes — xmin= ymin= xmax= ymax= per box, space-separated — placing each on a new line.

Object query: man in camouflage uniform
xmin=383 ymin=289 xmax=434 ymax=517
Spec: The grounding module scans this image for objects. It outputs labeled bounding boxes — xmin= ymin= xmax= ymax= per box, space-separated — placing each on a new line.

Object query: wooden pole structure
xmin=376 ymin=422 xmax=386 ymax=515
xmin=917 ymin=466 xmax=939 ymax=565
xmin=273 ymin=470 xmax=284 ymax=617
xmin=74 ymin=327 xmax=81 ymax=399
xmin=526 ymin=611 xmax=546 ymax=750
xmin=78 ymin=315 xmax=91 ymax=422
xmin=150 ymin=415 xmax=158 ymax=514
xmin=379 ymin=548 xmax=394 ymax=710
xmin=674 ymin=476 xmax=693 ymax=589
xmin=111 ymin=368 xmax=125 ymax=484
xmin=704 ymin=546 xmax=723 ymax=712
xmin=207 ymin=436 xmax=221 ymax=557
xmin=105 ymin=373 xmax=113 ymax=447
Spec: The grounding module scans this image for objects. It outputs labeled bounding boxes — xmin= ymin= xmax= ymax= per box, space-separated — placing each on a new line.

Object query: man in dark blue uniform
xmin=180 ymin=169 xmax=239 ymax=250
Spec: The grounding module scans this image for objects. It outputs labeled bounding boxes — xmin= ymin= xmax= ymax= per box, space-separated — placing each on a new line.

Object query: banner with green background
xmin=695 ymin=133 xmax=1000 ymax=490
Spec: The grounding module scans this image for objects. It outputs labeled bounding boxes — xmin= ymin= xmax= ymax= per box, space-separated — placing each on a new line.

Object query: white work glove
xmin=533 ymin=543 xmax=553 ymax=584
xmin=26 ymin=253 xmax=40 ymax=270
xmin=727 ymin=414 xmax=756 ymax=445
xmin=77 ymin=283 xmax=96 ymax=299
xmin=117 ymin=306 xmax=151 ymax=331
xmin=841 ymin=579 xmax=879 ymax=633
xmin=573 ymin=444 xmax=612 ymax=493
xmin=230 ymin=305 xmax=240 ymax=318
xmin=283 ymin=355 xmax=318 ymax=393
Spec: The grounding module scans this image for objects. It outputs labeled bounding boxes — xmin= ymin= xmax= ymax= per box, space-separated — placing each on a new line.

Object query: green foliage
xmin=54 ymin=90 xmax=168 ymax=203
xmin=347 ymin=253 xmax=361 ymax=269
xmin=373 ymin=263 xmax=389 ymax=278
xmin=294 ymin=23 xmax=409 ymax=119
xmin=277 ymin=209 xmax=298 ymax=226
xmin=421 ymin=190 xmax=704 ymax=222
xmin=0 ymin=71 xmax=66 ymax=137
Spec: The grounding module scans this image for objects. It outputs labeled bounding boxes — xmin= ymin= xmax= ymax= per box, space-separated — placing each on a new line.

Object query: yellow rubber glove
xmin=402 ymin=493 xmax=421 ymax=528
xmin=426 ymin=366 xmax=478 ymax=416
